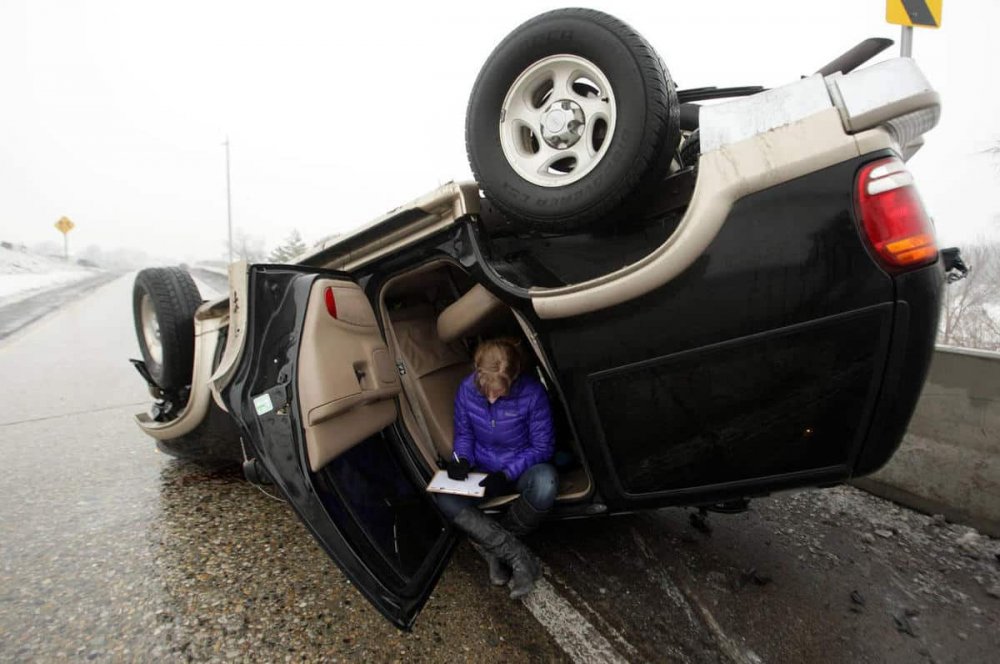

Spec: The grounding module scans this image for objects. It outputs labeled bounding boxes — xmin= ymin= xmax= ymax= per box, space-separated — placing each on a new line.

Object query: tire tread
xmin=133 ymin=267 xmax=203 ymax=390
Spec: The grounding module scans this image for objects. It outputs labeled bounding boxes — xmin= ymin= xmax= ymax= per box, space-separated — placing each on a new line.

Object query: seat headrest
xmin=437 ymin=284 xmax=508 ymax=343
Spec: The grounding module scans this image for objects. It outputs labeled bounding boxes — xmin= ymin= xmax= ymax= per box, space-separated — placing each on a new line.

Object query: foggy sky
xmin=1 ymin=0 xmax=997 ymax=263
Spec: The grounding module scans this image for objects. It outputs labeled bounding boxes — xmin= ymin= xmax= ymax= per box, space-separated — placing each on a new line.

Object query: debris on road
xmin=956 ymin=531 xmax=982 ymax=558
xmin=689 ymin=510 xmax=712 ymax=535
xmin=736 ymin=568 xmax=772 ymax=590
xmin=892 ymin=612 xmax=918 ymax=637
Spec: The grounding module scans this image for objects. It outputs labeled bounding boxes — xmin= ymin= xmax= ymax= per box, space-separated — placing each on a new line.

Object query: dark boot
xmin=453 ymin=507 xmax=541 ymax=599
xmin=501 ymin=497 xmax=548 ymax=537
xmin=471 ymin=543 xmax=511 ymax=586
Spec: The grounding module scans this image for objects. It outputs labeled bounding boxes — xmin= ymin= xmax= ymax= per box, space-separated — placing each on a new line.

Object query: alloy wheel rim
xmin=140 ymin=294 xmax=163 ymax=365
xmin=499 ymin=54 xmax=617 ymax=188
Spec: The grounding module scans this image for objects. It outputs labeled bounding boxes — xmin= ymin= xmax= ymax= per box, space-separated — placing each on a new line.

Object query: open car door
xmin=223 ymin=265 xmax=456 ymax=628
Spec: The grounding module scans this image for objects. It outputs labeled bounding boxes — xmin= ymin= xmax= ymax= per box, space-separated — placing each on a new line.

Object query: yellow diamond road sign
xmin=55 ymin=216 xmax=75 ymax=235
xmin=887 ymin=0 xmax=943 ymax=28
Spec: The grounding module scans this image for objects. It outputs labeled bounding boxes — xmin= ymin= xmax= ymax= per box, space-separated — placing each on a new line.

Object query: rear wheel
xmin=466 ymin=8 xmax=681 ymax=232
xmin=132 ymin=267 xmax=202 ymax=391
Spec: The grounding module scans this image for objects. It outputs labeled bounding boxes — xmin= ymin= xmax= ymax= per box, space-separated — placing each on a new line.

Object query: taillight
xmin=324 ymin=286 xmax=338 ymax=318
xmin=855 ymin=157 xmax=937 ymax=270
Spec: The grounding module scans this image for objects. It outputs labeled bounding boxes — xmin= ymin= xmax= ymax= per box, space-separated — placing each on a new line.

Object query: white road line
xmin=545 ymin=572 xmax=642 ymax=661
xmin=630 ymin=527 xmax=763 ymax=664
xmin=522 ymin=577 xmax=629 ymax=664
xmin=677 ymin=579 xmax=763 ymax=664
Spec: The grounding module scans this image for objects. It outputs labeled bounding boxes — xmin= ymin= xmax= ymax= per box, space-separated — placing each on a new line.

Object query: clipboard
xmin=426 ymin=470 xmax=488 ymax=497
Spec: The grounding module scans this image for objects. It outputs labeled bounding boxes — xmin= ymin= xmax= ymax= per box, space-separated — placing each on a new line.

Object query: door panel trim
xmin=298 ymin=279 xmax=401 ymax=472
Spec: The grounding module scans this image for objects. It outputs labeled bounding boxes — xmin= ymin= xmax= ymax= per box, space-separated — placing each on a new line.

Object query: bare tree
xmin=228 ymin=228 xmax=269 ymax=263
xmin=939 ymin=241 xmax=1000 ymax=351
xmin=981 ymin=143 xmax=1000 ymax=169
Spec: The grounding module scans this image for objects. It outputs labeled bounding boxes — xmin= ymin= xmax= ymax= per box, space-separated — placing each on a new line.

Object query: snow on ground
xmin=193 ymin=260 xmax=228 ymax=275
xmin=0 ymin=246 xmax=102 ymax=307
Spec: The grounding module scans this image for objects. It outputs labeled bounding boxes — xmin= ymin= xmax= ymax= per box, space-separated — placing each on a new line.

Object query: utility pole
xmin=224 ymin=137 xmax=233 ymax=263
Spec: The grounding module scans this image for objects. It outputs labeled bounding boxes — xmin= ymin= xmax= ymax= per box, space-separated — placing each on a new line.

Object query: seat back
xmin=437 ymin=284 xmax=508 ymax=343
xmin=389 ymin=304 xmax=471 ymax=459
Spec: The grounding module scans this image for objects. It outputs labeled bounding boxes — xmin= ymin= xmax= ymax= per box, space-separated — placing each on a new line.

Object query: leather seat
xmin=389 ymin=304 xmax=471 ymax=459
xmin=437 ymin=284 xmax=507 ymax=343
xmin=389 ymin=288 xmax=590 ymax=504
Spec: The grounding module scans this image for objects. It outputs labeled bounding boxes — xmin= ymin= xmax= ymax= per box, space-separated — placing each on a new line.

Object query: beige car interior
xmin=378 ymin=261 xmax=591 ymax=505
xmin=297 ymin=279 xmax=402 ymax=472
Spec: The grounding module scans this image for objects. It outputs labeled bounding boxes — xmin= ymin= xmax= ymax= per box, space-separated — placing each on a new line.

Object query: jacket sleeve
xmin=503 ymin=385 xmax=555 ymax=480
xmin=452 ymin=384 xmax=477 ymax=466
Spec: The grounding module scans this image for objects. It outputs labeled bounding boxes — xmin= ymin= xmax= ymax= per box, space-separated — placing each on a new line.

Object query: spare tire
xmin=132 ymin=267 xmax=202 ymax=391
xmin=466 ymin=8 xmax=680 ymax=232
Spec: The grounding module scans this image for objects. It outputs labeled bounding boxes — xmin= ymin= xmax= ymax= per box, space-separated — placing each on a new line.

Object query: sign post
xmin=54 ymin=216 xmax=75 ymax=260
xmin=886 ymin=1 xmax=943 ymax=58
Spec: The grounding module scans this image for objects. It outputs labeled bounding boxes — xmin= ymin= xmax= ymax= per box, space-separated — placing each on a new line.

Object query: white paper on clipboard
xmin=426 ymin=470 xmax=488 ymax=497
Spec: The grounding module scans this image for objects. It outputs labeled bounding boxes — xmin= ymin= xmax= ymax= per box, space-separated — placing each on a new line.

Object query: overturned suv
xmin=131 ymin=9 xmax=945 ymax=628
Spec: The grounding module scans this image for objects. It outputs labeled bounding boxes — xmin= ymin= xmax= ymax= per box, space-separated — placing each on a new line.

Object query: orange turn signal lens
xmin=883 ymin=233 xmax=937 ymax=266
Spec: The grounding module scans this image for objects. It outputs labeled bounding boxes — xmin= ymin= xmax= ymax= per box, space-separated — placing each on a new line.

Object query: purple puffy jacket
xmin=452 ymin=372 xmax=555 ymax=481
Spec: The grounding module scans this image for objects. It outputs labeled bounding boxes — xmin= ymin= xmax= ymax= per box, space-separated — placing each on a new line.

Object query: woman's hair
xmin=473 ymin=338 xmax=522 ymax=397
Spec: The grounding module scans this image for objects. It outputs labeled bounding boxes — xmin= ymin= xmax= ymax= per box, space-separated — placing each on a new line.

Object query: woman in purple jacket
xmin=437 ymin=338 xmax=557 ymax=599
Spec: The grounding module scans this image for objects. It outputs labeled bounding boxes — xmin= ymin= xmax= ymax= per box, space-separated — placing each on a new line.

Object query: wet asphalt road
xmin=0 ymin=271 xmax=121 ymax=341
xmin=1 ymin=273 xmax=998 ymax=663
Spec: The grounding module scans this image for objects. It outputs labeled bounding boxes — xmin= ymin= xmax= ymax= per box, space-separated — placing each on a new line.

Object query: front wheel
xmin=132 ymin=267 xmax=202 ymax=391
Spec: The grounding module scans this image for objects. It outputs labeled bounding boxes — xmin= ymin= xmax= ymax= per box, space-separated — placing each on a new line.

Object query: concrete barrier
xmin=854 ymin=346 xmax=1000 ymax=537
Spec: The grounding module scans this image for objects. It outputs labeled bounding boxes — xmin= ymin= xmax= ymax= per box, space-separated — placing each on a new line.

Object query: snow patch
xmin=0 ymin=246 xmax=101 ymax=307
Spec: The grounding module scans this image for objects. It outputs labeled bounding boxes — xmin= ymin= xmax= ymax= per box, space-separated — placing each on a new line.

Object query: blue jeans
xmin=436 ymin=463 xmax=558 ymax=522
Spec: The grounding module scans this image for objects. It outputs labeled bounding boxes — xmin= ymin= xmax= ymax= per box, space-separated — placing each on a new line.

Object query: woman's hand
xmin=479 ymin=471 xmax=512 ymax=498
xmin=447 ymin=457 xmax=471 ymax=481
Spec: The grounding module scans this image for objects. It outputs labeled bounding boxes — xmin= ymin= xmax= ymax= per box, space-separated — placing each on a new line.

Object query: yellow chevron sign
xmin=887 ymin=0 xmax=943 ymax=28
xmin=54 ymin=216 xmax=75 ymax=234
